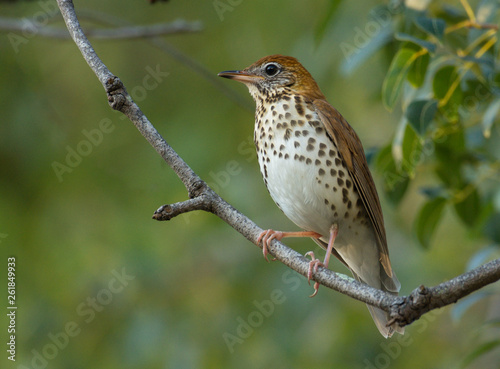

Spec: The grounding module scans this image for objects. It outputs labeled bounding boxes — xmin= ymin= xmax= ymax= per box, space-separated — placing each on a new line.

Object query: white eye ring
xmin=264 ymin=63 xmax=280 ymax=76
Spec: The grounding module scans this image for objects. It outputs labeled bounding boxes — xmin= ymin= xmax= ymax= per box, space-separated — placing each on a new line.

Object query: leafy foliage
xmin=343 ymin=0 xmax=500 ymax=250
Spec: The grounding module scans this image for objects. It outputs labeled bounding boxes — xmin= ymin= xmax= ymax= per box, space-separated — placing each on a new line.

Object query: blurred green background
xmin=1 ymin=0 xmax=499 ymax=368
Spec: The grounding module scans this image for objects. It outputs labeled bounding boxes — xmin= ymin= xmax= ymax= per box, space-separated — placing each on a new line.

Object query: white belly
xmin=260 ymin=130 xmax=339 ymax=235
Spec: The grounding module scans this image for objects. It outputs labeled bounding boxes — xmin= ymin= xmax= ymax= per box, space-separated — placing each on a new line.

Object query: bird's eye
xmin=264 ymin=63 xmax=280 ymax=77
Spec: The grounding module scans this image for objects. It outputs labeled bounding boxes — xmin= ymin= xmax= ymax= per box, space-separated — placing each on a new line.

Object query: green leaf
xmin=408 ymin=51 xmax=430 ymax=88
xmin=433 ymin=66 xmax=463 ymax=100
xmin=392 ymin=120 xmax=424 ymax=178
xmin=395 ymin=32 xmax=437 ymax=53
xmin=401 ymin=123 xmax=423 ymax=176
xmin=414 ymin=16 xmax=446 ymax=40
xmin=405 ymin=99 xmax=438 ymax=136
xmin=434 ymin=125 xmax=466 ymax=188
xmin=433 ymin=66 xmax=455 ymax=98
xmin=482 ymin=97 xmax=500 ymax=138
xmin=419 ymin=186 xmax=446 ymax=199
xmin=433 ymin=65 xmax=463 ymax=122
xmin=314 ymin=0 xmax=343 ymax=47
xmin=461 ymin=339 xmax=500 ymax=369
xmin=415 ymin=197 xmax=447 ymax=249
xmin=382 ymin=48 xmax=418 ymax=110
xmin=454 ymin=187 xmax=481 ymax=227
xmin=375 ymin=144 xmax=409 ymax=204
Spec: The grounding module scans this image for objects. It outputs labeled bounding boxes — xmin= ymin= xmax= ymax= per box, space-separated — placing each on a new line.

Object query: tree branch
xmin=0 ymin=16 xmax=201 ymax=39
xmin=56 ymin=0 xmax=500 ymax=330
xmin=390 ymin=258 xmax=500 ymax=325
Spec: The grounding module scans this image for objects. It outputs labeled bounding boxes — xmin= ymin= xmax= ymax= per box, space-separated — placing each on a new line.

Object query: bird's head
xmin=218 ymin=55 xmax=325 ymax=102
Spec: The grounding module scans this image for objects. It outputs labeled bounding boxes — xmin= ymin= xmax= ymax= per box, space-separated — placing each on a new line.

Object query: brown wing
xmin=312 ymin=99 xmax=393 ymax=278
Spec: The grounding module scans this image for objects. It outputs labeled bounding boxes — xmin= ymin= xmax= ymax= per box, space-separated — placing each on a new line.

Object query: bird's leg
xmin=305 ymin=224 xmax=338 ymax=297
xmin=257 ymin=229 xmax=322 ymax=262
xmin=321 ymin=224 xmax=338 ymax=269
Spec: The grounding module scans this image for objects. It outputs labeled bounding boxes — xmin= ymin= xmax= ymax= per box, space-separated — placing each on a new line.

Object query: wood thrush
xmin=219 ymin=55 xmax=403 ymax=338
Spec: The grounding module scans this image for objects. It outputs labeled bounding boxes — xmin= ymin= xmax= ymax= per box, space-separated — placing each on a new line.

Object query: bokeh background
xmin=1 ymin=0 xmax=499 ymax=368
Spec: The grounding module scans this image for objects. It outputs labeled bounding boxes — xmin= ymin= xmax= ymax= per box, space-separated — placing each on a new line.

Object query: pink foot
xmin=305 ymin=224 xmax=339 ymax=298
xmin=257 ymin=229 xmax=283 ymax=262
xmin=257 ymin=230 xmax=322 ymax=262
xmin=305 ymin=251 xmax=323 ymax=297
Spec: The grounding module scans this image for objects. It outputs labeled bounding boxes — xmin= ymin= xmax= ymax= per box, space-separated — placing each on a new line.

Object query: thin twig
xmin=0 ymin=16 xmax=201 ymax=39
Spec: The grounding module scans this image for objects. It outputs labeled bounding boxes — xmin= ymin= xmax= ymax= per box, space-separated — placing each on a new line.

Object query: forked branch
xmin=56 ymin=0 xmax=500 ymax=329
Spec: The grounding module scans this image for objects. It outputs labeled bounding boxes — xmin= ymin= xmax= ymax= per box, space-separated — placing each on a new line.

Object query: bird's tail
xmin=351 ymin=270 xmax=404 ymax=338
xmin=311 ymin=237 xmax=404 ymax=338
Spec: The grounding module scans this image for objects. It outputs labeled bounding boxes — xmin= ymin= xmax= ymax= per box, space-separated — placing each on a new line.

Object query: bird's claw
xmin=305 ymin=251 xmax=323 ymax=297
xmin=257 ymin=229 xmax=282 ymax=262
xmin=309 ymin=282 xmax=320 ymax=298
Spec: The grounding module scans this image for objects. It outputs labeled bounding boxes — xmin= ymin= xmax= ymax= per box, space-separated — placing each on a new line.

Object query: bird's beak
xmin=218 ymin=70 xmax=263 ymax=84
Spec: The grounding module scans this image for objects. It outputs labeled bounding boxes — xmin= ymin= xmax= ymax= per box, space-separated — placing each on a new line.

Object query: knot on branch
xmin=390 ymin=285 xmax=432 ymax=327
xmin=105 ymin=76 xmax=129 ymax=111
xmin=188 ymin=180 xmax=208 ymax=199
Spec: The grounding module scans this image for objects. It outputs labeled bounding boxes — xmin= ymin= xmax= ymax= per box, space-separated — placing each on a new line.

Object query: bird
xmin=218 ymin=55 xmax=403 ymax=338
